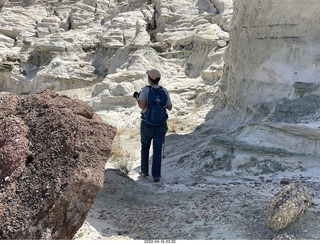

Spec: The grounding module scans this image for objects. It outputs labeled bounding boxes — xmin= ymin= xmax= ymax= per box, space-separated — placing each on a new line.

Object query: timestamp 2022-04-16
xmin=143 ymin=240 xmax=176 ymax=244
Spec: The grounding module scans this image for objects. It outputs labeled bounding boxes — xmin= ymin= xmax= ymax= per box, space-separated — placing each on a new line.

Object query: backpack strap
xmin=148 ymin=85 xmax=163 ymax=91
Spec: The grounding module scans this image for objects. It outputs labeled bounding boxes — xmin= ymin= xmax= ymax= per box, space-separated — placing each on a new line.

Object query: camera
xmin=133 ymin=91 xmax=140 ymax=99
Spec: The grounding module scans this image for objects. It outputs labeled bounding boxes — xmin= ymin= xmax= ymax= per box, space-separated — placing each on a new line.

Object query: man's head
xmin=146 ymin=69 xmax=161 ymax=84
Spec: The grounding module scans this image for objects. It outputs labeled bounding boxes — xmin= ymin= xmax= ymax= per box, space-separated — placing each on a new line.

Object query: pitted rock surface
xmin=0 ymin=90 xmax=116 ymax=239
xmin=264 ymin=183 xmax=312 ymax=232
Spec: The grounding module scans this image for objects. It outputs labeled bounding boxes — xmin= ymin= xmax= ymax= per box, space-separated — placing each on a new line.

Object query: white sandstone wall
xmin=207 ymin=0 xmax=320 ymax=132
xmin=0 ymin=0 xmax=232 ymax=119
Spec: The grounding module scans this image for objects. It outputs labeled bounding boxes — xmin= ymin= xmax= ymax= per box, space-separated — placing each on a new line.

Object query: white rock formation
xmin=0 ymin=0 xmax=231 ymax=179
xmin=187 ymin=0 xmax=320 ymax=187
xmin=205 ymin=0 xmax=320 ymax=153
xmin=209 ymin=0 xmax=320 ymax=130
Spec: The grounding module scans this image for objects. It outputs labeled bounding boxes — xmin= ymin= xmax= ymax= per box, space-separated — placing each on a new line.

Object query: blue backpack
xmin=145 ymin=86 xmax=168 ymax=125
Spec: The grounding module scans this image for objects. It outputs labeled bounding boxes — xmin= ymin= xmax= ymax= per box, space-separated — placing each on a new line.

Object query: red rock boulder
xmin=0 ymin=90 xmax=116 ymax=239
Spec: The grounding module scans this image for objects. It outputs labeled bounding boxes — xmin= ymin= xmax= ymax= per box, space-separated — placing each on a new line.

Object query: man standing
xmin=135 ymin=69 xmax=172 ymax=182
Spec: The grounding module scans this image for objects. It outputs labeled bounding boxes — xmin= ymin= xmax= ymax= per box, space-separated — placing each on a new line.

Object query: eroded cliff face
xmin=195 ymin=0 xmax=320 ymax=180
xmin=0 ymin=0 xmax=233 ymax=133
xmin=209 ymin=0 xmax=320 ymax=132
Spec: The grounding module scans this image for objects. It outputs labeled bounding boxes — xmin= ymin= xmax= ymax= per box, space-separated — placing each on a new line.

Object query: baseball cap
xmin=146 ymin=69 xmax=161 ymax=80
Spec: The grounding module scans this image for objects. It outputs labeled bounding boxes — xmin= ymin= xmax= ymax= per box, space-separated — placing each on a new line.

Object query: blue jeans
xmin=140 ymin=120 xmax=168 ymax=178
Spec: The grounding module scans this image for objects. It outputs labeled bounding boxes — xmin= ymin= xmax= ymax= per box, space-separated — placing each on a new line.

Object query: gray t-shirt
xmin=138 ymin=85 xmax=172 ymax=113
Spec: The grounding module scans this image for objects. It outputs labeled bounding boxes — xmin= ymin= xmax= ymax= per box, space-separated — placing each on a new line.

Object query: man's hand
xmin=133 ymin=92 xmax=139 ymax=100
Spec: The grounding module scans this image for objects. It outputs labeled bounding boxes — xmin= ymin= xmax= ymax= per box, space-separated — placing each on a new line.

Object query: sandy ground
xmin=81 ymin=168 xmax=320 ymax=240
xmin=73 ymin=115 xmax=320 ymax=241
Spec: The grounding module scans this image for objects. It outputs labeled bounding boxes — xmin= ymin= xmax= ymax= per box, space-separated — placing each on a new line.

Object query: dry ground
xmin=84 ymin=168 xmax=320 ymax=240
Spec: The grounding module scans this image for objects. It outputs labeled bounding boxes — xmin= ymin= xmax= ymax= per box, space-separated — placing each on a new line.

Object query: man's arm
xmin=165 ymin=90 xmax=172 ymax=110
xmin=138 ymin=100 xmax=147 ymax=110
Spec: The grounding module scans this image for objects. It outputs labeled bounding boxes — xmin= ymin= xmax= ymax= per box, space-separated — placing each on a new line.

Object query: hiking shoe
xmin=153 ymin=177 xmax=160 ymax=182
xmin=139 ymin=172 xmax=149 ymax=177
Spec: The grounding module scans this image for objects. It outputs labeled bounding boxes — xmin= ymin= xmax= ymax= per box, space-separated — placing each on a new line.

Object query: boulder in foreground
xmin=264 ymin=183 xmax=312 ymax=232
xmin=0 ymin=90 xmax=117 ymax=239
